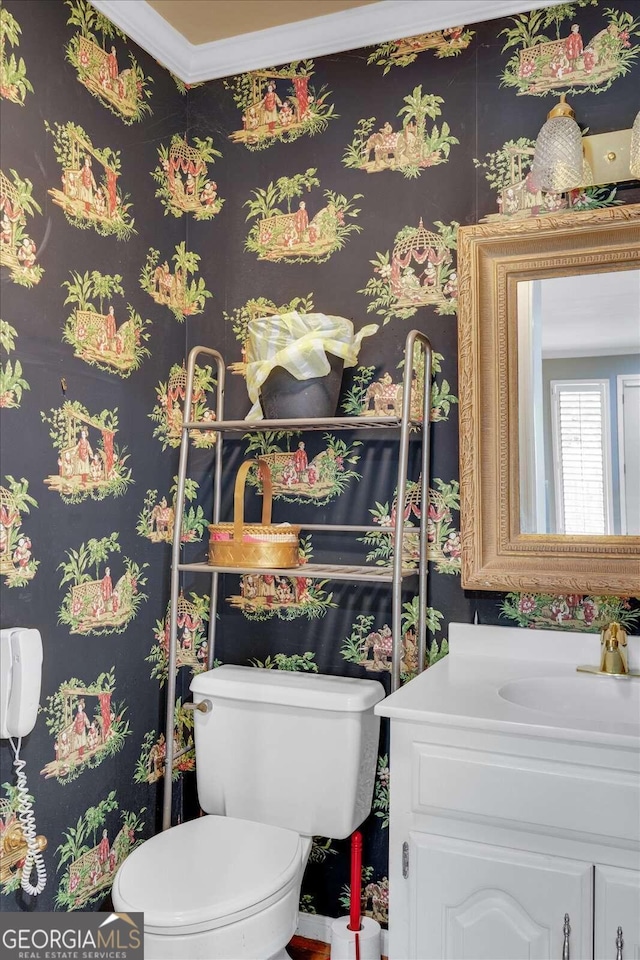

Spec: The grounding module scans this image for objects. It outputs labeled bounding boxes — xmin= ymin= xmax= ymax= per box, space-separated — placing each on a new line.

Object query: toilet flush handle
xmin=183 ymin=699 xmax=212 ymax=714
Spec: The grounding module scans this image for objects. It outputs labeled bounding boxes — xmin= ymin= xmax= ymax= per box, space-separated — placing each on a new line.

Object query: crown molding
xmin=90 ymin=0 xmax=565 ymax=84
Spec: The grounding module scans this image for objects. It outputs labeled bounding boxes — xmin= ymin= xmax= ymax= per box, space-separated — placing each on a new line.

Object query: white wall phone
xmin=0 ymin=627 xmax=47 ymax=895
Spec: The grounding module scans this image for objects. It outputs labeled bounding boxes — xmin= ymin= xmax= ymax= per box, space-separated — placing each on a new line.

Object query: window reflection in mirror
xmin=518 ymin=269 xmax=640 ymax=537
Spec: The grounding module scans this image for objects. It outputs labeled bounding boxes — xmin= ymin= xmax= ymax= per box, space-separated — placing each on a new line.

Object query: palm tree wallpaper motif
xmin=242 ymin=432 xmax=363 ymax=505
xmin=134 ymin=699 xmax=195 ymax=784
xmin=147 ymin=593 xmax=211 ymax=684
xmin=62 ymin=270 xmax=151 ymax=376
xmin=0 ymin=167 xmax=43 ymax=286
xmin=140 ymin=241 xmax=212 ymax=320
xmin=360 ymin=219 xmax=458 ymax=325
xmin=228 ymin=536 xmax=337 ymax=622
xmin=0 ymin=7 xmax=33 ymax=105
xmin=500 ymin=3 xmax=640 ymax=96
xmin=149 ymin=361 xmax=217 ymax=450
xmin=0 ymin=476 xmax=37 ymax=588
xmin=137 ymin=476 xmax=208 ymax=545
xmin=0 ymin=320 xmax=29 ymax=409
xmin=46 ymin=121 xmax=135 ymax=239
xmin=341 ymin=602 xmax=446 ymax=681
xmin=151 ymin=134 xmax=224 ymax=220
xmin=367 ymin=27 xmax=475 ymax=73
xmin=64 ymin=0 xmax=152 ymax=123
xmin=223 ymin=60 xmax=336 ymax=151
xmin=40 ymin=669 xmax=130 ymax=785
xmin=343 ymin=87 xmax=458 ymax=177
xmin=57 ymin=532 xmax=148 ymax=636
xmin=55 ymin=791 xmax=145 ymax=910
xmin=41 ymin=401 xmax=132 ymax=503
xmin=473 ymin=136 xmax=619 ymax=220
xmin=244 ymin=168 xmax=363 ymax=263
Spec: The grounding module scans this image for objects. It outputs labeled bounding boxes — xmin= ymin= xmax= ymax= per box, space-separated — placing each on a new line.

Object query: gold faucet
xmin=577 ymin=622 xmax=639 ymax=678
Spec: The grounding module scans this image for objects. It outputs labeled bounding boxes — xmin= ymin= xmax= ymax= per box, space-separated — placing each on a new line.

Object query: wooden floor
xmin=289 ymin=935 xmax=387 ymax=960
xmin=288 ymin=936 xmax=331 ymax=960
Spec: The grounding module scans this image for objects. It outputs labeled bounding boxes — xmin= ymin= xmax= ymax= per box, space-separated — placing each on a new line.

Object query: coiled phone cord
xmin=9 ymin=737 xmax=47 ymax=895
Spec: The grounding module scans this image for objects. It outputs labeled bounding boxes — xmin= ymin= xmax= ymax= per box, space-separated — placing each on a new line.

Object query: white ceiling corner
xmin=90 ymin=0 xmax=566 ymax=84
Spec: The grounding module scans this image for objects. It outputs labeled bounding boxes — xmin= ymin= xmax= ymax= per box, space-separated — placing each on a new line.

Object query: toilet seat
xmin=112 ymin=815 xmax=304 ymax=937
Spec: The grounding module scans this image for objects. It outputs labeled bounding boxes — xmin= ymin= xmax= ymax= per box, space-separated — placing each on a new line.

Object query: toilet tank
xmin=190 ymin=665 xmax=385 ymax=839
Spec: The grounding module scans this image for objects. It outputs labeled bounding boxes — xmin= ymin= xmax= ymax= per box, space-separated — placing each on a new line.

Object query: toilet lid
xmin=113 ymin=815 xmax=303 ymax=934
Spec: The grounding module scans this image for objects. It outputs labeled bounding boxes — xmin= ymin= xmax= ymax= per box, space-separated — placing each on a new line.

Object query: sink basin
xmin=498 ymin=675 xmax=640 ymax=727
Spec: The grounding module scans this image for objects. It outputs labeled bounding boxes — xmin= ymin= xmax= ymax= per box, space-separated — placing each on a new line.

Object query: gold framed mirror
xmin=458 ymin=204 xmax=640 ymax=595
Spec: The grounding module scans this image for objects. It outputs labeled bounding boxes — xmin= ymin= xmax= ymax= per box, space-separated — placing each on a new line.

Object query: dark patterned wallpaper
xmin=1 ymin=0 xmax=638 ymax=927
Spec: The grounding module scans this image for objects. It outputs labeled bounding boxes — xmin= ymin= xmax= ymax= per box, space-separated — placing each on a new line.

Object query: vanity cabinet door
xmin=594 ymin=865 xmax=640 ymax=960
xmin=410 ymin=834 xmax=593 ymax=960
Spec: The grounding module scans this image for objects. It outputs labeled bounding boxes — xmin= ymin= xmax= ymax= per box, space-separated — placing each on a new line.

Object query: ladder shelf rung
xmin=176 ymin=561 xmax=418 ymax=582
xmin=182 ymin=415 xmax=424 ymax=432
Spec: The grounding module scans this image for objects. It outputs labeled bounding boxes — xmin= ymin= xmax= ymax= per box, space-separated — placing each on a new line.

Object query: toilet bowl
xmin=113 ymin=665 xmax=385 ymax=959
xmin=112 ymin=815 xmax=312 ymax=960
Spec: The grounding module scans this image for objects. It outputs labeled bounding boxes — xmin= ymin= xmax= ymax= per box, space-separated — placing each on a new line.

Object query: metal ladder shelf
xmin=162 ymin=329 xmax=433 ymax=829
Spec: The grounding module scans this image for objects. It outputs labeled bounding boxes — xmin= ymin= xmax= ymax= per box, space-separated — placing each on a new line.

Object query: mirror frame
xmin=458 ymin=203 xmax=640 ymax=596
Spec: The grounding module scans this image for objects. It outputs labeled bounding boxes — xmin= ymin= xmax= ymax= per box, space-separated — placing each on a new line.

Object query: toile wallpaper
xmin=1 ymin=0 xmax=638 ymax=926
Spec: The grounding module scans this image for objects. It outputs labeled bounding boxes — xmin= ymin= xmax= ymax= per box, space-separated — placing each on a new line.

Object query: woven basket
xmin=208 ymin=460 xmax=301 ymax=568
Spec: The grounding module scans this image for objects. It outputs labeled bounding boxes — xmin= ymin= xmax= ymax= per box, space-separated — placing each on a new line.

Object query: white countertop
xmin=375 ymin=622 xmax=640 ymax=748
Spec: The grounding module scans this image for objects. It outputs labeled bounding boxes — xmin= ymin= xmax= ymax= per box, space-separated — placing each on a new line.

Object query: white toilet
xmin=112 ymin=664 xmax=385 ymax=959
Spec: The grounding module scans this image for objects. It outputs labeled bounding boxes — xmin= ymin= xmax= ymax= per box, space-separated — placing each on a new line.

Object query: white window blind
xmin=550 ymin=380 xmax=612 ymax=535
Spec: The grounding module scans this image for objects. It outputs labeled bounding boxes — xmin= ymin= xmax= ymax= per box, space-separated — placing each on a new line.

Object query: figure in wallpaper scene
xmin=1 ymin=477 xmax=38 ymax=588
xmin=360 ymin=219 xmax=458 ymax=325
xmin=147 ymin=593 xmax=211 ymax=685
xmin=55 ymin=790 xmax=145 ymax=910
xmin=343 ymin=87 xmax=458 ymax=177
xmin=473 ymin=136 xmax=619 ymax=221
xmin=140 ymin=241 xmax=212 ymax=321
xmin=62 ymin=270 xmax=151 ymax=376
xmin=500 ymin=593 xmax=640 ymax=631
xmin=0 ymin=7 xmax=33 ymax=105
xmin=223 ymin=60 xmax=336 ymax=151
xmin=228 ymin=536 xmax=336 ymax=622
xmin=367 ymin=26 xmax=474 ymax=73
xmin=40 ymin=669 xmax=130 ymax=785
xmin=137 ymin=476 xmax=207 ymax=545
xmin=360 ymin=477 xmax=461 ymax=575
xmin=0 ymin=319 xmax=29 ymax=409
xmin=242 ymin=431 xmax=363 ymax=506
xmin=46 ymin=121 xmax=135 ymax=239
xmin=0 ymin=168 xmax=43 ymax=287
xmin=149 ymin=361 xmax=217 ymax=450
xmin=151 ymin=134 xmax=224 ymax=220
xmin=64 ymin=0 xmax=152 ymax=122
xmin=244 ymin=167 xmax=362 ymax=263
xmin=41 ymin=401 xmax=132 ymax=503
xmin=500 ymin=3 xmax=640 ymax=96
xmin=341 ymin=602 xmax=447 ymax=682
xmin=134 ymin=700 xmax=195 ymax=784
xmin=0 ymin=782 xmax=47 ymax=895
xmin=57 ymin=532 xmax=148 ymax=636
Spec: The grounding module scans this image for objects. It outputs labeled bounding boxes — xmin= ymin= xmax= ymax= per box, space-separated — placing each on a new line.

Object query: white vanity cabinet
xmin=376 ymin=623 xmax=640 ymax=960
xmin=595 ymin=866 xmax=640 ymax=960
xmin=411 ymin=833 xmax=592 ymax=960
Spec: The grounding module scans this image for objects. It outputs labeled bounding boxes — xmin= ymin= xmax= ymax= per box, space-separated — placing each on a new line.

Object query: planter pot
xmin=260 ymin=353 xmax=344 ymax=419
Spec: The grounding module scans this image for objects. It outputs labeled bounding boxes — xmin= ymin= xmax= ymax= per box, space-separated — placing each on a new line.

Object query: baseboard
xmin=296 ymin=912 xmax=389 ymax=954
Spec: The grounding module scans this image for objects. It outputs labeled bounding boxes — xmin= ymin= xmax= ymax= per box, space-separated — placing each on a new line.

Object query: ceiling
xmin=91 ymin=0 xmax=564 ymax=84
xmin=145 ymin=0 xmax=378 ymax=46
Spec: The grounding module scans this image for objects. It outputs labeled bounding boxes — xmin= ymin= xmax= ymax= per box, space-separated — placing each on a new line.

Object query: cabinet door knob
xmin=562 ymin=913 xmax=571 ymax=960
xmin=616 ymin=926 xmax=623 ymax=960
